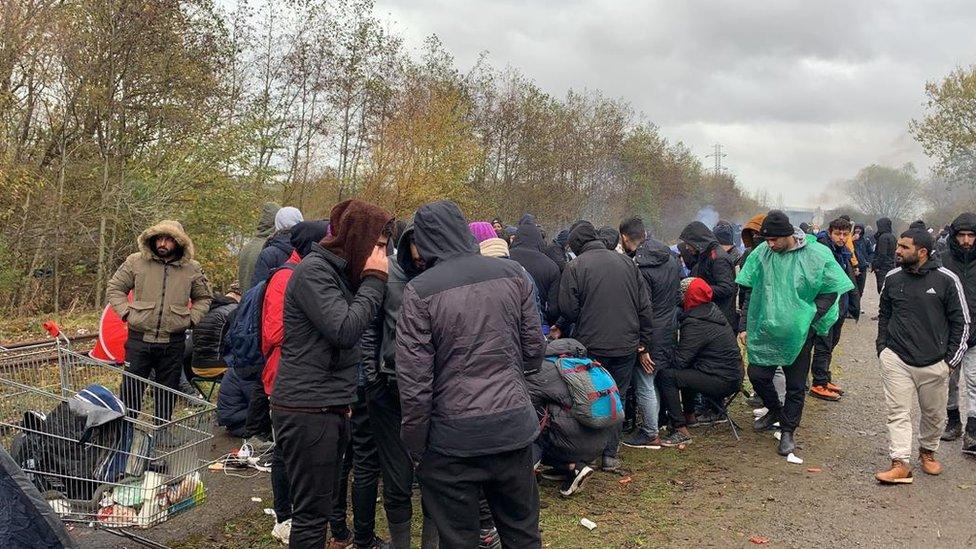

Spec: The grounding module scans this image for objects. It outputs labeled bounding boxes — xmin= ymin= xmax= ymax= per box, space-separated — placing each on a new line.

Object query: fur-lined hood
xmin=138 ymin=220 xmax=195 ymax=263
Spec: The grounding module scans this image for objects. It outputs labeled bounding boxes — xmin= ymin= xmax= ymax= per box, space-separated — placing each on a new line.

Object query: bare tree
xmin=847 ymin=163 xmax=922 ymax=221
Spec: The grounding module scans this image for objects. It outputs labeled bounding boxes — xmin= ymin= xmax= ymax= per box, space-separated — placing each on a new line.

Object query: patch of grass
xmin=170 ymin=442 xmax=716 ymax=548
xmin=0 ymin=309 xmax=101 ymax=343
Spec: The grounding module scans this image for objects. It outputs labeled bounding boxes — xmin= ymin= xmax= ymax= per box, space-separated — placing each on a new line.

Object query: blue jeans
xmin=632 ymin=366 xmax=659 ymax=438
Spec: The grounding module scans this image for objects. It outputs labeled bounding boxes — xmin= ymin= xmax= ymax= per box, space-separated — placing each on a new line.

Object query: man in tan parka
xmin=107 ymin=220 xmax=212 ymax=420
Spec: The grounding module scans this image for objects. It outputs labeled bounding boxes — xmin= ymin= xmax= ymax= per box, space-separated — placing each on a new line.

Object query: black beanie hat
xmin=760 ymin=210 xmax=794 ymax=238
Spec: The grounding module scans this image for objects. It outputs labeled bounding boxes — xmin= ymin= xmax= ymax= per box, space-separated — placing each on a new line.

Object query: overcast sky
xmin=376 ymin=0 xmax=976 ymax=208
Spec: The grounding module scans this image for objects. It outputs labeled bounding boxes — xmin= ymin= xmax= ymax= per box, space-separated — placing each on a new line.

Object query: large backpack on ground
xmin=547 ymin=338 xmax=624 ymax=429
xmin=224 ymin=265 xmax=294 ymax=382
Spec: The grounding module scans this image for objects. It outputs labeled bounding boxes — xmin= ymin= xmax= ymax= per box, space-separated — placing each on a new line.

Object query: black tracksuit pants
xmin=272 ymin=408 xmax=348 ymax=549
xmin=748 ymin=335 xmax=814 ymax=433
xmin=874 ymin=268 xmax=890 ymax=294
xmin=366 ymin=379 xmax=416 ymax=527
xmin=121 ymin=335 xmax=184 ymax=422
xmin=659 ymin=367 xmax=740 ymax=429
xmin=811 ymin=317 xmax=844 ymax=387
xmin=593 ymin=353 xmax=636 ymax=458
xmin=418 ymin=446 xmax=541 ymax=549
xmin=243 ymin=384 xmax=273 ymax=439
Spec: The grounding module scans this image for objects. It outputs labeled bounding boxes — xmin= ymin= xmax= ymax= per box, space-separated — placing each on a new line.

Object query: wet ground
xmin=68 ymin=289 xmax=976 ymax=548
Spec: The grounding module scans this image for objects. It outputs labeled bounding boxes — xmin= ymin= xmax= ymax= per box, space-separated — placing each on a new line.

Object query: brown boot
xmin=875 ymin=459 xmax=913 ymax=484
xmin=919 ymin=448 xmax=942 ymax=475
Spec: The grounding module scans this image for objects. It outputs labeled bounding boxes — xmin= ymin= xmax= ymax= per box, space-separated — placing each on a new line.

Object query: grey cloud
xmin=378 ymin=0 xmax=976 ymax=206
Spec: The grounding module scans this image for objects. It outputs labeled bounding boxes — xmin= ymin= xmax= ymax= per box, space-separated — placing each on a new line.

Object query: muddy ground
xmin=67 ymin=290 xmax=976 ymax=548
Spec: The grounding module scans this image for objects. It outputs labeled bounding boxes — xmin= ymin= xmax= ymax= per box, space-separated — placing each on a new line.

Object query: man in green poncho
xmin=736 ymin=210 xmax=855 ymax=456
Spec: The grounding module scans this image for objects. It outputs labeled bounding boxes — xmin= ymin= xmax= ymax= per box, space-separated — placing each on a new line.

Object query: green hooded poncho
xmin=736 ymin=232 xmax=855 ymax=366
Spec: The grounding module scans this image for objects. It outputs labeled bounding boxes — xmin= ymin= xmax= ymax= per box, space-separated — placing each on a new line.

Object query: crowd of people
xmin=104 ymin=200 xmax=976 ymax=549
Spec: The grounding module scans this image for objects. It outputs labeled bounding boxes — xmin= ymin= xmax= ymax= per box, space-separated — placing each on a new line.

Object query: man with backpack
xmin=246 ymin=220 xmax=327 ymax=545
xmin=396 ymin=201 xmax=545 ymax=549
xmin=557 ymin=221 xmax=654 ymax=471
xmin=107 ymin=220 xmax=212 ymax=422
xmin=271 ymin=200 xmax=392 ymax=549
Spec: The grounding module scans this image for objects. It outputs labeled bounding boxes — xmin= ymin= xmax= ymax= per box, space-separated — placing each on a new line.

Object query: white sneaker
xmin=753 ymin=407 xmax=768 ymax=418
xmin=271 ymin=519 xmax=292 ymax=545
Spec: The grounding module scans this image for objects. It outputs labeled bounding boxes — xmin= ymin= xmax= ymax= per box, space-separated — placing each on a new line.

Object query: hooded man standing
xmin=872 ymin=218 xmax=898 ymax=294
xmin=618 ymin=217 xmax=680 ymax=449
xmin=736 ymin=211 xmax=854 ymax=457
xmin=239 ymin=202 xmax=280 ymax=289
xmin=875 ymin=229 xmax=969 ymax=483
xmin=510 ymin=222 xmax=561 ymax=326
xmin=107 ymin=221 xmax=213 ymax=421
xmin=271 ymin=200 xmax=392 ymax=549
xmin=558 ymin=221 xmax=654 ymax=470
xmin=678 ymin=221 xmax=737 ymax=326
xmin=396 ymin=201 xmax=545 ymax=549
xmin=936 ymin=213 xmax=976 ymax=450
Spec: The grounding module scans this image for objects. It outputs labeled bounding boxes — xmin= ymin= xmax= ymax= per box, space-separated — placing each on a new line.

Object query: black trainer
xmin=660 ymin=430 xmax=692 ymax=448
xmin=559 ymin=465 xmax=595 ymax=497
xmin=753 ymin=410 xmax=780 ymax=431
xmin=777 ymin=430 xmax=796 ymax=456
xmin=942 ymin=410 xmax=963 ymax=441
xmin=963 ymin=423 xmax=976 ymax=456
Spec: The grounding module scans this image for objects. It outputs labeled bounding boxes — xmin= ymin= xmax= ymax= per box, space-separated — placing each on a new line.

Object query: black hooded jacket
xmin=675 ymin=302 xmax=743 ymax=384
xmin=511 ymin=223 xmax=562 ymax=324
xmin=872 ymin=218 xmax=898 ymax=271
xmin=361 ymin=225 xmax=423 ymax=383
xmin=633 ymin=238 xmax=681 ymax=366
xmin=558 ymin=222 xmax=654 ymax=357
xmin=939 ymin=212 xmax=976 ymax=346
xmin=190 ymin=295 xmax=239 ymax=368
xmin=395 ymin=201 xmax=544 ymax=457
xmin=679 ymin=222 xmax=737 ymax=326
xmin=289 ymin=220 xmax=329 ymax=258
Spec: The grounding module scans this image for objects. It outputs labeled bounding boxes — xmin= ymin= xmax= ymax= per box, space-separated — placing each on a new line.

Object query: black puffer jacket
xmin=525 ymin=341 xmax=607 ymax=464
xmin=361 ymin=226 xmax=423 ymax=383
xmin=872 ymin=218 xmax=898 ymax=271
xmin=877 ymin=257 xmax=969 ymax=367
xmin=679 ymin=222 xmax=737 ymax=326
xmin=216 ymin=366 xmax=254 ymax=437
xmin=395 ymin=201 xmax=544 ymax=457
xmin=253 ymin=231 xmax=294 ymax=286
xmin=272 ymin=244 xmax=386 ymax=408
xmin=511 ymin=223 xmax=561 ymax=324
xmin=558 ymin=222 xmax=653 ymax=357
xmin=675 ymin=302 xmax=743 ymax=384
xmin=939 ymin=212 xmax=976 ymax=346
xmin=190 ymin=295 xmax=239 ymax=368
xmin=633 ymin=238 xmax=680 ymax=367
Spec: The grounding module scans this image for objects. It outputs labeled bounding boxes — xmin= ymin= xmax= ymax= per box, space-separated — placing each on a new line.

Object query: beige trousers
xmin=878 ymin=348 xmax=950 ymax=462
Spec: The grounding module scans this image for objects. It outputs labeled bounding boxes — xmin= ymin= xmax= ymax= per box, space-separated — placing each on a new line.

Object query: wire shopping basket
xmin=0 ymin=322 xmax=215 ymax=531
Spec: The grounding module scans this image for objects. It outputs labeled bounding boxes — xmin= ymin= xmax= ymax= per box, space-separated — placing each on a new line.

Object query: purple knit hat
xmin=469 ymin=221 xmax=498 ymax=243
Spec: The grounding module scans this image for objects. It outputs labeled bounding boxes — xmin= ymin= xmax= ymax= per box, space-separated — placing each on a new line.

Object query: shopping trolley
xmin=0 ymin=322 xmax=215 ymax=543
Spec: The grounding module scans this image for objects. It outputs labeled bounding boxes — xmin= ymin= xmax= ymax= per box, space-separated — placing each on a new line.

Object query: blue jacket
xmin=217 ymin=367 xmax=255 ymax=437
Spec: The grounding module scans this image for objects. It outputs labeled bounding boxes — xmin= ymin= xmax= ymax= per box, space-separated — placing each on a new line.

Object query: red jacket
xmin=261 ymin=250 xmax=300 ymax=395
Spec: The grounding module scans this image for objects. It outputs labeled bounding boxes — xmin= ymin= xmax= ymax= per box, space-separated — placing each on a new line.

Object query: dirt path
xmin=667 ymin=290 xmax=976 ymax=548
xmin=63 ymin=290 xmax=976 ymax=548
